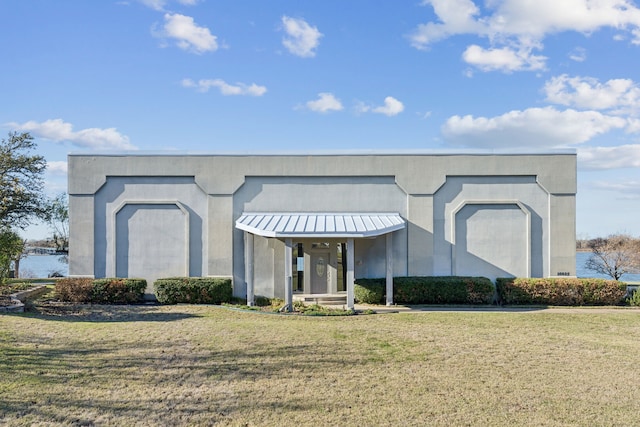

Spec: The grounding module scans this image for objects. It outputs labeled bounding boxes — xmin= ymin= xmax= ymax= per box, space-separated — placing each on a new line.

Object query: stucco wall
xmin=433 ymin=176 xmax=549 ymax=281
xmin=68 ymin=152 xmax=577 ymax=298
xmin=232 ymin=176 xmax=408 ymax=295
xmin=91 ymin=176 xmax=208 ymax=296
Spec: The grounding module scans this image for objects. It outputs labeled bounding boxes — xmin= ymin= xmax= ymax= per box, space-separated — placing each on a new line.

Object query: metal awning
xmin=236 ymin=212 xmax=405 ymax=238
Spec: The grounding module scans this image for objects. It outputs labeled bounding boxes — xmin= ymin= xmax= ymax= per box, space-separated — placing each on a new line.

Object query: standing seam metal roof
xmin=235 ymin=213 xmax=405 ymax=238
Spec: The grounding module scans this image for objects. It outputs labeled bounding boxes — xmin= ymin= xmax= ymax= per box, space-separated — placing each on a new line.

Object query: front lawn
xmin=1 ymin=305 xmax=639 ymax=426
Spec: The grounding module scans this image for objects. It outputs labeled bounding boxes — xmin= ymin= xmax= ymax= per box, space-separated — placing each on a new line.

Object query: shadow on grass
xmin=403 ymin=305 xmax=549 ymax=312
xmin=22 ymin=303 xmax=202 ymax=323
xmin=0 ymin=327 xmax=352 ymax=425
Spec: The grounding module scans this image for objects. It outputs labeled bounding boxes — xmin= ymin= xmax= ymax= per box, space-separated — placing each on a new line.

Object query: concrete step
xmin=293 ymin=294 xmax=347 ymax=305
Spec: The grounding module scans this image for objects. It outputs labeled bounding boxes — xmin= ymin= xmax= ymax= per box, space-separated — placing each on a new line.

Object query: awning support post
xmin=346 ymin=238 xmax=355 ymax=310
xmin=284 ymin=238 xmax=293 ymax=312
xmin=245 ymin=232 xmax=254 ymax=307
xmin=386 ymin=232 xmax=393 ymax=306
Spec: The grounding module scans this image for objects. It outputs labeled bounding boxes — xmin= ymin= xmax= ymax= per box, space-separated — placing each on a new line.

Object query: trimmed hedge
xmin=496 ymin=277 xmax=627 ymax=306
xmin=154 ymin=277 xmax=232 ymax=304
xmin=56 ymin=277 xmax=146 ymax=303
xmin=354 ymin=276 xmax=495 ymax=305
xmin=354 ymin=278 xmax=385 ymax=304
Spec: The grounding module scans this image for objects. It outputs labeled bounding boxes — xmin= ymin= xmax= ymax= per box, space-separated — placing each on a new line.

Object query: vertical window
xmin=292 ymin=243 xmax=304 ymax=292
xmin=337 ymin=242 xmax=346 ymax=292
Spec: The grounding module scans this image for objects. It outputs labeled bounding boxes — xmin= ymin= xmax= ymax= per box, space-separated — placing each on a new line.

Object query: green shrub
xmin=496 ymin=277 xmax=627 ymax=306
xmin=296 ymin=303 xmax=355 ymax=316
xmin=627 ymin=287 xmax=640 ymax=306
xmin=254 ymin=295 xmax=273 ymax=307
xmin=91 ymin=278 xmax=146 ymax=304
xmin=354 ymin=279 xmax=385 ymax=304
xmin=355 ymin=276 xmax=494 ymax=305
xmin=154 ymin=277 xmax=232 ymax=304
xmin=230 ymin=296 xmax=248 ymax=305
xmin=56 ymin=277 xmax=146 ymax=304
xmin=394 ymin=276 xmax=494 ymax=304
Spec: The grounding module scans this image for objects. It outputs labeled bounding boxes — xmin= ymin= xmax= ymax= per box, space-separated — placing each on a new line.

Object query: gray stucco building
xmin=68 ymin=151 xmax=577 ymax=308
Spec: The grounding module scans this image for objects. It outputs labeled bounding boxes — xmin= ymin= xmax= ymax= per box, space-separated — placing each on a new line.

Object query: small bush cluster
xmin=354 ymin=276 xmax=495 ymax=305
xmin=154 ymin=277 xmax=232 ymax=304
xmin=254 ymin=295 xmax=276 ymax=307
xmin=56 ymin=278 xmax=146 ymax=303
xmin=293 ymin=301 xmax=355 ymax=316
xmin=627 ymin=287 xmax=640 ymax=306
xmin=496 ymin=277 xmax=627 ymax=306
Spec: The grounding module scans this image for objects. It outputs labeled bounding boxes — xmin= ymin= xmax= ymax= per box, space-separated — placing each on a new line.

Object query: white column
xmin=245 ymin=232 xmax=254 ymax=306
xmin=346 ymin=238 xmax=355 ymax=310
xmin=386 ymin=233 xmax=393 ymax=306
xmin=284 ymin=238 xmax=293 ymax=312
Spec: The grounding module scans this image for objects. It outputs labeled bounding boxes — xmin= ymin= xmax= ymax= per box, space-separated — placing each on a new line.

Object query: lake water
xmin=575 ymin=251 xmax=640 ymax=282
xmin=15 ymin=252 xmax=640 ymax=282
xmin=17 ymin=255 xmax=68 ymax=278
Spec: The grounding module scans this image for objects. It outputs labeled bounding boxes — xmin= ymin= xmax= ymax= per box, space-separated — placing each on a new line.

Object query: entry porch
xmin=236 ymin=213 xmax=406 ymax=311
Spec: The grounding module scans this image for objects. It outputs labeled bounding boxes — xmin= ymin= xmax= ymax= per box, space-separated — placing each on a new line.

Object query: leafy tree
xmin=0 ymin=132 xmax=47 ymax=229
xmin=44 ymin=193 xmax=69 ymax=253
xmin=0 ymin=228 xmax=25 ymax=284
xmin=585 ymin=234 xmax=640 ymax=280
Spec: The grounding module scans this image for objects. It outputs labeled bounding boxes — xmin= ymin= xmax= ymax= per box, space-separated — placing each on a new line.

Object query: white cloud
xmin=410 ymin=0 xmax=640 ymax=72
xmin=409 ymin=0 xmax=485 ymax=48
xmin=568 ymin=47 xmax=587 ymax=62
xmin=544 ymin=74 xmax=640 ymax=113
xmin=46 ymin=161 xmax=68 ymax=176
xmin=155 ymin=13 xmax=217 ymax=54
xmin=7 ymin=119 xmax=135 ymax=150
xmin=589 ymin=179 xmax=640 ymax=198
xmin=625 ymin=117 xmax=640 ymax=132
xmin=356 ymin=97 xmax=405 ymax=116
xmin=579 ymin=144 xmax=640 ymax=169
xmin=304 ymin=93 xmax=343 ymax=113
xmin=442 ymin=107 xmax=626 ymax=148
xmin=354 ymin=101 xmax=369 ymax=115
xmin=140 ymin=0 xmax=166 ymax=10
xmin=281 ymin=16 xmax=323 ymax=58
xmin=139 ymin=0 xmax=198 ymax=11
xmin=359 ymin=96 xmax=404 ymax=117
xmin=462 ymin=44 xmax=546 ymax=72
xmin=181 ymin=78 xmax=267 ymax=96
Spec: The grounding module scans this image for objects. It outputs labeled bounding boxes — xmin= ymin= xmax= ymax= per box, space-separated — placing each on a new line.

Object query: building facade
xmin=68 ymin=151 xmax=577 ymax=308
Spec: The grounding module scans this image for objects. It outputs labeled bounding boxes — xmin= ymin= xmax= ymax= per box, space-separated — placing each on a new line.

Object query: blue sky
xmin=2 ymin=0 xmax=640 ymax=240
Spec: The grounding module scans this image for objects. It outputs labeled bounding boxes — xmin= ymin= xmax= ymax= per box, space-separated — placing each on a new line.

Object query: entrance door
xmin=310 ymin=251 xmax=330 ymax=294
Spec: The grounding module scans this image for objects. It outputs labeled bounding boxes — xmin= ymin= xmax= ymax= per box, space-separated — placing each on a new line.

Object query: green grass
xmin=1 ymin=305 xmax=639 ymax=426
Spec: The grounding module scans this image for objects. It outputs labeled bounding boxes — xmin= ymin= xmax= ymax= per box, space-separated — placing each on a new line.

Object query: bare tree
xmin=585 ymin=234 xmax=640 ymax=280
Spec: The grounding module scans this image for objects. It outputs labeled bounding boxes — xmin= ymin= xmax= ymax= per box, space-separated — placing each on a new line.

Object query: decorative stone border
xmin=0 ymin=285 xmax=50 ymax=313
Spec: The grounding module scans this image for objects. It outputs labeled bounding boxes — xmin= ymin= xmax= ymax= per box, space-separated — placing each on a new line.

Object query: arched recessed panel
xmin=453 ymin=203 xmax=529 ymax=280
xmin=115 ymin=202 xmax=189 ymax=295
